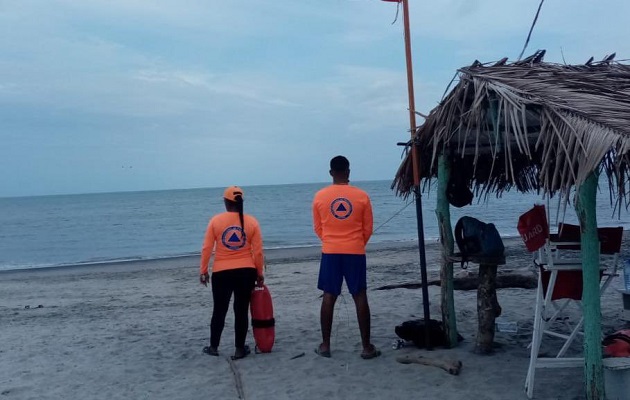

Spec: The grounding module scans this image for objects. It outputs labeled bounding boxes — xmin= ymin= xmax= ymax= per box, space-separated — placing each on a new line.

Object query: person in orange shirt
xmin=312 ymin=156 xmax=380 ymax=359
xmin=199 ymin=186 xmax=264 ymax=360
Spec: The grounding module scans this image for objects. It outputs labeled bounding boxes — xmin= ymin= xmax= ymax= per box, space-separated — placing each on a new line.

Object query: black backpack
xmin=454 ymin=216 xmax=505 ymax=259
xmin=395 ymin=319 xmax=464 ymax=348
xmin=446 ymin=157 xmax=473 ymax=208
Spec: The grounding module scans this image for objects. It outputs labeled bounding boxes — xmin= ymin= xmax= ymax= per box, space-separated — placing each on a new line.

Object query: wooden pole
xmin=393 ymin=0 xmax=432 ymax=348
xmin=475 ymin=264 xmax=502 ymax=354
xmin=576 ymin=172 xmax=604 ymax=400
xmin=401 ymin=0 xmax=417 ymax=162
xmin=436 ymin=155 xmax=458 ymax=347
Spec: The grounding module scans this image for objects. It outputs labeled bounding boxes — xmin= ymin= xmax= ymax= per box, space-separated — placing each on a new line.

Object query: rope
xmin=390 ymin=1 xmax=401 ymax=25
xmin=332 ymin=293 xmax=352 ymax=349
xmin=373 ymin=199 xmax=414 ymax=234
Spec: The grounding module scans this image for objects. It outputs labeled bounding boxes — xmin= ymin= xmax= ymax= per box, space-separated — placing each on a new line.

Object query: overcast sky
xmin=1 ymin=0 xmax=628 ymax=197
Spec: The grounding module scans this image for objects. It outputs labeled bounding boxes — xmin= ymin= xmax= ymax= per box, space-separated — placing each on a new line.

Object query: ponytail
xmin=235 ymin=195 xmax=244 ymax=230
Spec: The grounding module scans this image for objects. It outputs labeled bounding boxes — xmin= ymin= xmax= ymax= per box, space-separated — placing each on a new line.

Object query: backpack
xmin=395 ymin=319 xmax=463 ymax=348
xmin=446 ymin=157 xmax=473 ymax=208
xmin=454 ymin=216 xmax=505 ymax=259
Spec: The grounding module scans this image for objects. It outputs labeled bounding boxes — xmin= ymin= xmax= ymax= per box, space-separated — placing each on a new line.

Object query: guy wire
xmin=373 ymin=198 xmax=415 ymax=234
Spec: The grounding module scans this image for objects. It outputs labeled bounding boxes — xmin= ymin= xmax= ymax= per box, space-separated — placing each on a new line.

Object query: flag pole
xmin=397 ymin=0 xmax=433 ymax=349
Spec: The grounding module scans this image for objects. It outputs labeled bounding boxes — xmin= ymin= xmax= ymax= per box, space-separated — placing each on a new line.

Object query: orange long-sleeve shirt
xmin=200 ymin=212 xmax=264 ymax=276
xmin=312 ymin=183 xmax=373 ymax=254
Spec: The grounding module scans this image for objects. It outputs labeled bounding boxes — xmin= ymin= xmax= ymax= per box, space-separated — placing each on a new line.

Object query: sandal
xmin=231 ymin=345 xmax=251 ymax=360
xmin=314 ymin=344 xmax=331 ymax=358
xmin=203 ymin=346 xmax=219 ymax=356
xmin=360 ymin=344 xmax=381 ymax=360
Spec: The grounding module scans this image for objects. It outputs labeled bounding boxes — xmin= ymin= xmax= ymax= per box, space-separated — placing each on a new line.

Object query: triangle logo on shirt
xmin=330 ymin=197 xmax=353 ymax=220
xmin=221 ymin=226 xmax=247 ymax=250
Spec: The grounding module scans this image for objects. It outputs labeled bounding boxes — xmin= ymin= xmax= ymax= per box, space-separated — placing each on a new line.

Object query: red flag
xmin=517 ymin=205 xmax=549 ymax=252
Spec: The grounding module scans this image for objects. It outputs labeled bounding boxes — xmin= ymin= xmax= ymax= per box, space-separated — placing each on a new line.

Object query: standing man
xmin=312 ymin=155 xmax=381 ymax=359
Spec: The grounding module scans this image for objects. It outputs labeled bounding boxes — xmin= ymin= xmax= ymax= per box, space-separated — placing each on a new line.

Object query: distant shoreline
xmin=0 ymin=236 xmax=534 ymax=275
xmin=0 ymin=239 xmax=420 ymax=274
xmin=2 ymin=227 xmax=624 ymax=274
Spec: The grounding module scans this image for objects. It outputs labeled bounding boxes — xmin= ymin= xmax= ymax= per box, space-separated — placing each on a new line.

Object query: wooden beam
xmin=576 ymin=172 xmax=604 ymax=400
xmin=436 ymin=154 xmax=458 ymax=347
xmin=396 ymin=355 xmax=463 ymax=375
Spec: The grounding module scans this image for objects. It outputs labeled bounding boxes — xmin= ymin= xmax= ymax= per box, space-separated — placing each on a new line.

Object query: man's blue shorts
xmin=317 ymin=253 xmax=367 ymax=296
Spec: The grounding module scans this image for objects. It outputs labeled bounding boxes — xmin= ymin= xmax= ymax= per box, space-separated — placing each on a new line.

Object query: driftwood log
xmin=396 ymin=355 xmax=463 ymax=375
xmin=475 ymin=264 xmax=502 ymax=354
xmin=374 ymin=271 xmax=536 ymax=291
xmin=378 ymin=265 xmax=513 ymax=354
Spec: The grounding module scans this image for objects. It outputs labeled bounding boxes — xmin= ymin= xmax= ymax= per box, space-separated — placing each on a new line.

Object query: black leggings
xmin=210 ymin=268 xmax=257 ymax=349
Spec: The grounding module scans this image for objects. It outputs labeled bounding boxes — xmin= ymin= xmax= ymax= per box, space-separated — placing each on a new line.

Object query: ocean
xmin=1 ymin=179 xmax=629 ymax=271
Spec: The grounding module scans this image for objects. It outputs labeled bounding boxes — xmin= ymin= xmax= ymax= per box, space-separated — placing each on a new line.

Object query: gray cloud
xmin=1 ymin=0 xmax=628 ymax=196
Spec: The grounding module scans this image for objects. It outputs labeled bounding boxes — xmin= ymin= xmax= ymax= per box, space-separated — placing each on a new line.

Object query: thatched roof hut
xmin=392 ymin=50 xmax=630 ymax=399
xmin=393 ymin=50 xmax=630 ymax=208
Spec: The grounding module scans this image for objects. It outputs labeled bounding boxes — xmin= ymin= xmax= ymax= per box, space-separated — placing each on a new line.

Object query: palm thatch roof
xmin=392 ymin=50 xmax=630 ymax=209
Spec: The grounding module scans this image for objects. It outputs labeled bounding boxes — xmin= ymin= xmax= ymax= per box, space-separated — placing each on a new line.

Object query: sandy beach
xmin=2 ymin=237 xmax=629 ymax=400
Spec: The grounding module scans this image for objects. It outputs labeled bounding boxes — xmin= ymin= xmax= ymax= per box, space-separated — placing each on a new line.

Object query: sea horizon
xmin=0 ymin=179 xmax=356 ymax=200
xmin=1 ymin=178 xmax=629 ymax=272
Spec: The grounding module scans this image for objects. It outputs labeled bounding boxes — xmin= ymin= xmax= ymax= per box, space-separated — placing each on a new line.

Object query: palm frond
xmin=392 ymin=52 xmax=630 ymax=209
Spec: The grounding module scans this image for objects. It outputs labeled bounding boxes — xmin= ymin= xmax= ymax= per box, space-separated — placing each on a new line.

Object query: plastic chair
xmin=520 ymin=207 xmax=623 ymax=398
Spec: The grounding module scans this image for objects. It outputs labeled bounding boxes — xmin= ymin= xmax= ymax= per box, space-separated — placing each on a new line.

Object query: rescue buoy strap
xmin=251 ymin=318 xmax=275 ymax=328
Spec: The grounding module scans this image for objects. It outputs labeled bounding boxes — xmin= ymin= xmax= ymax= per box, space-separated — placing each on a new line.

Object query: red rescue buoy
xmin=250 ymin=284 xmax=275 ymax=353
xmin=603 ymin=329 xmax=630 ymax=357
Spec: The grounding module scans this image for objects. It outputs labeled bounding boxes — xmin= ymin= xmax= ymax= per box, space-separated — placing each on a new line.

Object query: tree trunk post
xmin=576 ymin=172 xmax=604 ymax=400
xmin=436 ymin=154 xmax=458 ymax=347
xmin=475 ymin=263 xmax=502 ymax=354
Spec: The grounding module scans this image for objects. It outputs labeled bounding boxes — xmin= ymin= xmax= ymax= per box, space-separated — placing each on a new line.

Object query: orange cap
xmin=223 ymin=186 xmax=244 ymax=202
